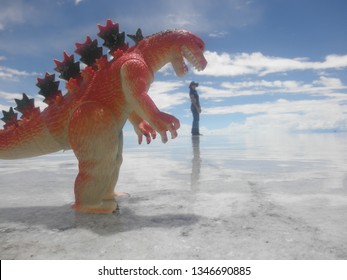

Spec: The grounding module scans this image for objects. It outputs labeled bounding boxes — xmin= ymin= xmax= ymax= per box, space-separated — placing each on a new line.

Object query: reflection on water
xmin=191 ymin=136 xmax=201 ymax=190
xmin=1 ymin=133 xmax=347 ymax=193
xmin=1 ymin=132 xmax=347 ymax=260
xmin=196 ymin=132 xmax=347 ymax=191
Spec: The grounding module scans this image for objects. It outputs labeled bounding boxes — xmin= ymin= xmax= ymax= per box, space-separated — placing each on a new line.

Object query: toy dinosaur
xmin=0 ymin=20 xmax=207 ymax=213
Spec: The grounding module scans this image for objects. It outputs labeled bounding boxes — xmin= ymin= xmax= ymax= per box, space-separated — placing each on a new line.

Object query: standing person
xmin=189 ymin=81 xmax=202 ymax=136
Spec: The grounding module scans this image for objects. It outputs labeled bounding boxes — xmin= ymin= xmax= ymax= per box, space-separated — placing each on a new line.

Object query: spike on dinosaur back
xmin=127 ymin=28 xmax=144 ymax=45
xmin=54 ymin=52 xmax=80 ymax=81
xmin=14 ymin=93 xmax=40 ymax=119
xmin=66 ymin=78 xmax=80 ymax=94
xmin=75 ymin=36 xmax=103 ymax=66
xmin=36 ymin=73 xmax=62 ymax=105
xmin=1 ymin=107 xmax=18 ymax=129
xmin=95 ymin=55 xmax=108 ymax=71
xmin=80 ymin=66 xmax=95 ymax=82
xmin=97 ymin=20 xmax=128 ymax=53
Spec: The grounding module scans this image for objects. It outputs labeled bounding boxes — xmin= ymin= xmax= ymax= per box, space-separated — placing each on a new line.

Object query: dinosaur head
xmin=137 ymin=30 xmax=207 ymax=76
xmin=170 ymin=30 xmax=207 ymax=77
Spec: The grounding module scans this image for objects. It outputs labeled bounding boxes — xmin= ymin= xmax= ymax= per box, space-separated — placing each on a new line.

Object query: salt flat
xmin=1 ymin=133 xmax=347 ymax=259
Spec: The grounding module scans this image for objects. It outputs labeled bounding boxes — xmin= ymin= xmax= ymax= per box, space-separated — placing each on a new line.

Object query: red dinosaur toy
xmin=0 ymin=20 xmax=207 ymax=213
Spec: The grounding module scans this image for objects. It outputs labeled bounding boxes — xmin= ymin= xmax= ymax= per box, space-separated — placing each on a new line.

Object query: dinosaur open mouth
xmin=181 ymin=46 xmax=205 ymax=71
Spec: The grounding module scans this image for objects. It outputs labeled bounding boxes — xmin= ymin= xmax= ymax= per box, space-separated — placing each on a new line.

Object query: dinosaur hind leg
xmin=68 ymin=102 xmax=121 ymax=213
xmin=101 ymin=130 xmax=124 ymax=201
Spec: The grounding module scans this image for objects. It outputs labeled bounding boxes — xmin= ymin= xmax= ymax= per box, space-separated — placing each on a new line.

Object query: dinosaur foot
xmin=73 ymin=199 xmax=118 ymax=214
xmin=103 ymin=192 xmax=130 ymax=202
xmin=115 ymin=192 xmax=130 ymax=199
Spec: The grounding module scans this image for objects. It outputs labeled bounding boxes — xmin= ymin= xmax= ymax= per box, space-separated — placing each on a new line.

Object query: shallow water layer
xmin=1 ymin=133 xmax=347 ymax=259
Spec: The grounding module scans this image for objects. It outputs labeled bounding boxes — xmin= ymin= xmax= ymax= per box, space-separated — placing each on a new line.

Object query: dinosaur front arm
xmin=128 ymin=111 xmax=156 ymax=144
xmin=121 ymin=59 xmax=180 ymax=143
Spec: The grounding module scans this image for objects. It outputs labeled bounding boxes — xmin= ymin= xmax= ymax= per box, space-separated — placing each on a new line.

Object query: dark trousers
xmin=191 ymin=106 xmax=200 ymax=135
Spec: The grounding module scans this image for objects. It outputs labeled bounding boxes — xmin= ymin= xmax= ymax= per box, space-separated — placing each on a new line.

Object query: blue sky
xmin=1 ymin=0 xmax=347 ymax=137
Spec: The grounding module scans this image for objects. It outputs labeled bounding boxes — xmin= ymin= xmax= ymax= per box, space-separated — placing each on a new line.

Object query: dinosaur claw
xmin=138 ymin=135 xmax=143 ymax=145
xmin=171 ymin=130 xmax=178 ymax=139
xmin=160 ymin=132 xmax=168 ymax=143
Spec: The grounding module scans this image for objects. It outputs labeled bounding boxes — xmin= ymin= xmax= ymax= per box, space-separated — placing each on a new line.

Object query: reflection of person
xmin=189 ymin=81 xmax=201 ymax=136
xmin=191 ymin=135 xmax=201 ymax=190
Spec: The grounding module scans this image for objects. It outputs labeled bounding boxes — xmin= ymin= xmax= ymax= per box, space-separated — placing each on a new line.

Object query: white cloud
xmin=197 ymin=51 xmax=347 ymax=77
xmin=204 ymin=98 xmax=325 ymax=115
xmin=120 ymin=0 xmax=261 ymax=35
xmin=0 ymin=90 xmax=45 ymax=106
xmin=198 ymin=76 xmax=346 ymax=100
xmin=0 ymin=65 xmax=39 ymax=81
xmin=0 ymin=0 xmax=39 ymax=30
xmin=314 ymin=76 xmax=344 ymax=88
xmin=202 ymin=97 xmax=347 ymax=133
xmin=148 ymin=81 xmax=188 ymax=110
xmin=0 ymin=91 xmax=22 ymax=101
xmin=208 ymin=31 xmax=228 ymax=38
xmin=0 ymin=55 xmax=39 ymax=81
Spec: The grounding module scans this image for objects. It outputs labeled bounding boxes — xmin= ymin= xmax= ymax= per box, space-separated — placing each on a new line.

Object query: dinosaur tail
xmin=0 ymin=113 xmax=63 ymax=160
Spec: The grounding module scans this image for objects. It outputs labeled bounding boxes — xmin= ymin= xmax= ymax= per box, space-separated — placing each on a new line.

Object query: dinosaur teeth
xmin=181 ymin=46 xmax=202 ymax=71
